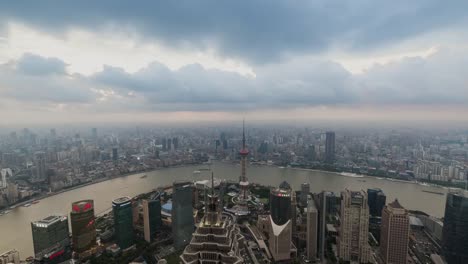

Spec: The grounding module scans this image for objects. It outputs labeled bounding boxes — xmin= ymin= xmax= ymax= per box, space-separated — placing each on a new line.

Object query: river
xmin=0 ymin=162 xmax=449 ymax=257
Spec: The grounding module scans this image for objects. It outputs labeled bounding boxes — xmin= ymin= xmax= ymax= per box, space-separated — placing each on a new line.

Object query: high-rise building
xmin=380 ymin=199 xmax=409 ymax=264
xmin=270 ymin=181 xmax=292 ymax=226
xmin=368 ymin=188 xmax=386 ymax=217
xmin=268 ymin=181 xmax=294 ymax=261
xmin=31 ymin=215 xmax=70 ymax=261
xmin=306 ymin=200 xmax=318 ymax=261
xmin=70 ymin=200 xmax=96 ymax=253
xmin=167 ymin=138 xmax=172 ymax=151
xmin=162 ymin=138 xmax=167 ymax=151
xmin=34 ymin=151 xmax=47 ymax=182
xmin=112 ymin=147 xmax=118 ymax=161
xmin=338 ymin=189 xmax=371 ymax=263
xmin=112 ymin=197 xmax=134 ymax=250
xmin=325 ymin=131 xmax=335 ymax=163
xmin=291 ymin=191 xmax=298 ymax=236
xmin=91 ymin=128 xmax=97 ymax=141
xmin=180 ymin=174 xmax=245 ymax=263
xmin=300 ymin=183 xmax=310 ymax=207
xmin=172 ymin=137 xmax=179 ymax=149
xmin=238 ymin=120 xmax=249 ymax=203
xmin=442 ymin=191 xmax=468 ymax=264
xmin=143 ymin=192 xmax=162 ymax=243
xmin=172 ymin=182 xmax=194 ymax=249
xmin=0 ymin=249 xmax=20 ymax=264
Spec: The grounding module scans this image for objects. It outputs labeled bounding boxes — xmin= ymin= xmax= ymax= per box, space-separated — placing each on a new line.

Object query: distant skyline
xmin=0 ymin=1 xmax=467 ymax=124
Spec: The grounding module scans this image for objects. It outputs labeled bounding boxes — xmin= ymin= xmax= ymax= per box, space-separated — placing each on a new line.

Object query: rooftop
xmin=112 ymin=196 xmax=131 ymax=205
xmin=32 ymin=215 xmax=67 ymax=227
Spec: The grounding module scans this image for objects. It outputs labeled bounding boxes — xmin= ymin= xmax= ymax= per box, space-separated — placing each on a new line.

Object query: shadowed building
xmin=368 ymin=188 xmax=386 ymax=217
xmin=380 ymin=199 xmax=410 ymax=264
xmin=172 ymin=181 xmax=194 ymax=249
xmin=142 ymin=192 xmax=162 ymax=243
xmin=325 ymin=131 xmax=335 ymax=163
xmin=112 ymin=197 xmax=134 ymax=250
xmin=442 ymin=191 xmax=468 ymax=264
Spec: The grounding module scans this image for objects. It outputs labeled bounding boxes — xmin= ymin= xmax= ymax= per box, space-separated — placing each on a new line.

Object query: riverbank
xmin=0 ymin=163 xmax=203 ymax=215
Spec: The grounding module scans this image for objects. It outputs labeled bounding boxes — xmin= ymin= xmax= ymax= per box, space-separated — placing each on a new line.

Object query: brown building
xmin=380 ymin=199 xmax=410 ymax=264
xmin=70 ymin=200 xmax=96 ymax=253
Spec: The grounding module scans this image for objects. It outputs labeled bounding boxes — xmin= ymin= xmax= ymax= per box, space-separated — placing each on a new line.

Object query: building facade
xmin=31 ymin=215 xmax=70 ymax=262
xmin=325 ymin=131 xmax=335 ymax=163
xmin=338 ymin=189 xmax=371 ymax=263
xmin=172 ymin=181 xmax=194 ymax=249
xmin=70 ymin=200 xmax=96 ymax=253
xmin=268 ymin=181 xmax=294 ymax=261
xmin=143 ymin=192 xmax=162 ymax=242
xmin=380 ymin=199 xmax=410 ymax=264
xmin=368 ymin=188 xmax=386 ymax=217
xmin=300 ymin=182 xmax=310 ymax=207
xmin=442 ymin=191 xmax=468 ymax=264
xmin=112 ymin=197 xmax=134 ymax=250
xmin=306 ymin=200 xmax=318 ymax=261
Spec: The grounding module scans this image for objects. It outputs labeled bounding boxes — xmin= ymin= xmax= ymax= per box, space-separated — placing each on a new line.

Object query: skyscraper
xmin=306 ymin=200 xmax=318 ymax=261
xmin=33 ymin=151 xmax=47 ymax=182
xmin=239 ymin=120 xmax=249 ymax=203
xmin=269 ymin=181 xmax=294 ymax=261
xmin=112 ymin=147 xmax=118 ymax=161
xmin=325 ymin=131 xmax=335 ymax=163
xmin=167 ymin=138 xmax=172 ymax=151
xmin=300 ymin=182 xmax=310 ymax=207
xmin=91 ymin=128 xmax=97 ymax=141
xmin=380 ymin=199 xmax=409 ymax=264
xmin=180 ymin=173 xmax=245 ymax=263
xmin=338 ymin=189 xmax=371 ymax=263
xmin=270 ymin=181 xmax=292 ymax=226
xmin=112 ymin=197 xmax=134 ymax=250
xmin=172 ymin=181 xmax=194 ymax=249
xmin=70 ymin=200 xmax=96 ymax=254
xmin=367 ymin=188 xmax=386 ymax=217
xmin=162 ymin=138 xmax=167 ymax=151
xmin=172 ymin=137 xmax=179 ymax=149
xmin=31 ymin=215 xmax=70 ymax=261
xmin=142 ymin=192 xmax=162 ymax=243
xmin=442 ymin=191 xmax=468 ymax=264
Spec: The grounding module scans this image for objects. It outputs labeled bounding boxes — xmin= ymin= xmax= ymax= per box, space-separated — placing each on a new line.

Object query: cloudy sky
xmin=0 ymin=1 xmax=467 ymax=125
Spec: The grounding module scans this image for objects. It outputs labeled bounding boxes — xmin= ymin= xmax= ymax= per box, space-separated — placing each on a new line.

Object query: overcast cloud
xmin=0 ymin=1 xmax=467 ymax=123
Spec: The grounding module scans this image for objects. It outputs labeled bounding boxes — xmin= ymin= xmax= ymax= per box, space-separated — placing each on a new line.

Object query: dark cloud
xmin=15 ymin=53 xmax=68 ymax=75
xmin=0 ymin=1 xmax=467 ymax=63
xmin=0 ymin=56 xmax=92 ymax=103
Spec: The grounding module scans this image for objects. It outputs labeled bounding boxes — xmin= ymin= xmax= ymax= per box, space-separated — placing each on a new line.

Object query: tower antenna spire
xmin=242 ymin=118 xmax=246 ymax=149
xmin=211 ymin=171 xmax=214 ymax=196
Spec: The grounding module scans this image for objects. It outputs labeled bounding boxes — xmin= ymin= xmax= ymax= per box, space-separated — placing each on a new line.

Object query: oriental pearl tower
xmin=239 ymin=120 xmax=249 ymax=203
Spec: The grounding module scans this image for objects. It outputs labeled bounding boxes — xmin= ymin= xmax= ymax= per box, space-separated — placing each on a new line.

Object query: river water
xmin=0 ymin=162 xmax=449 ymax=257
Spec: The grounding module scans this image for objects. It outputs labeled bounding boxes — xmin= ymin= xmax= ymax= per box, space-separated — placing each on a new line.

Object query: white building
xmin=0 ymin=249 xmax=20 ymax=264
xmin=338 ymin=189 xmax=371 ymax=263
